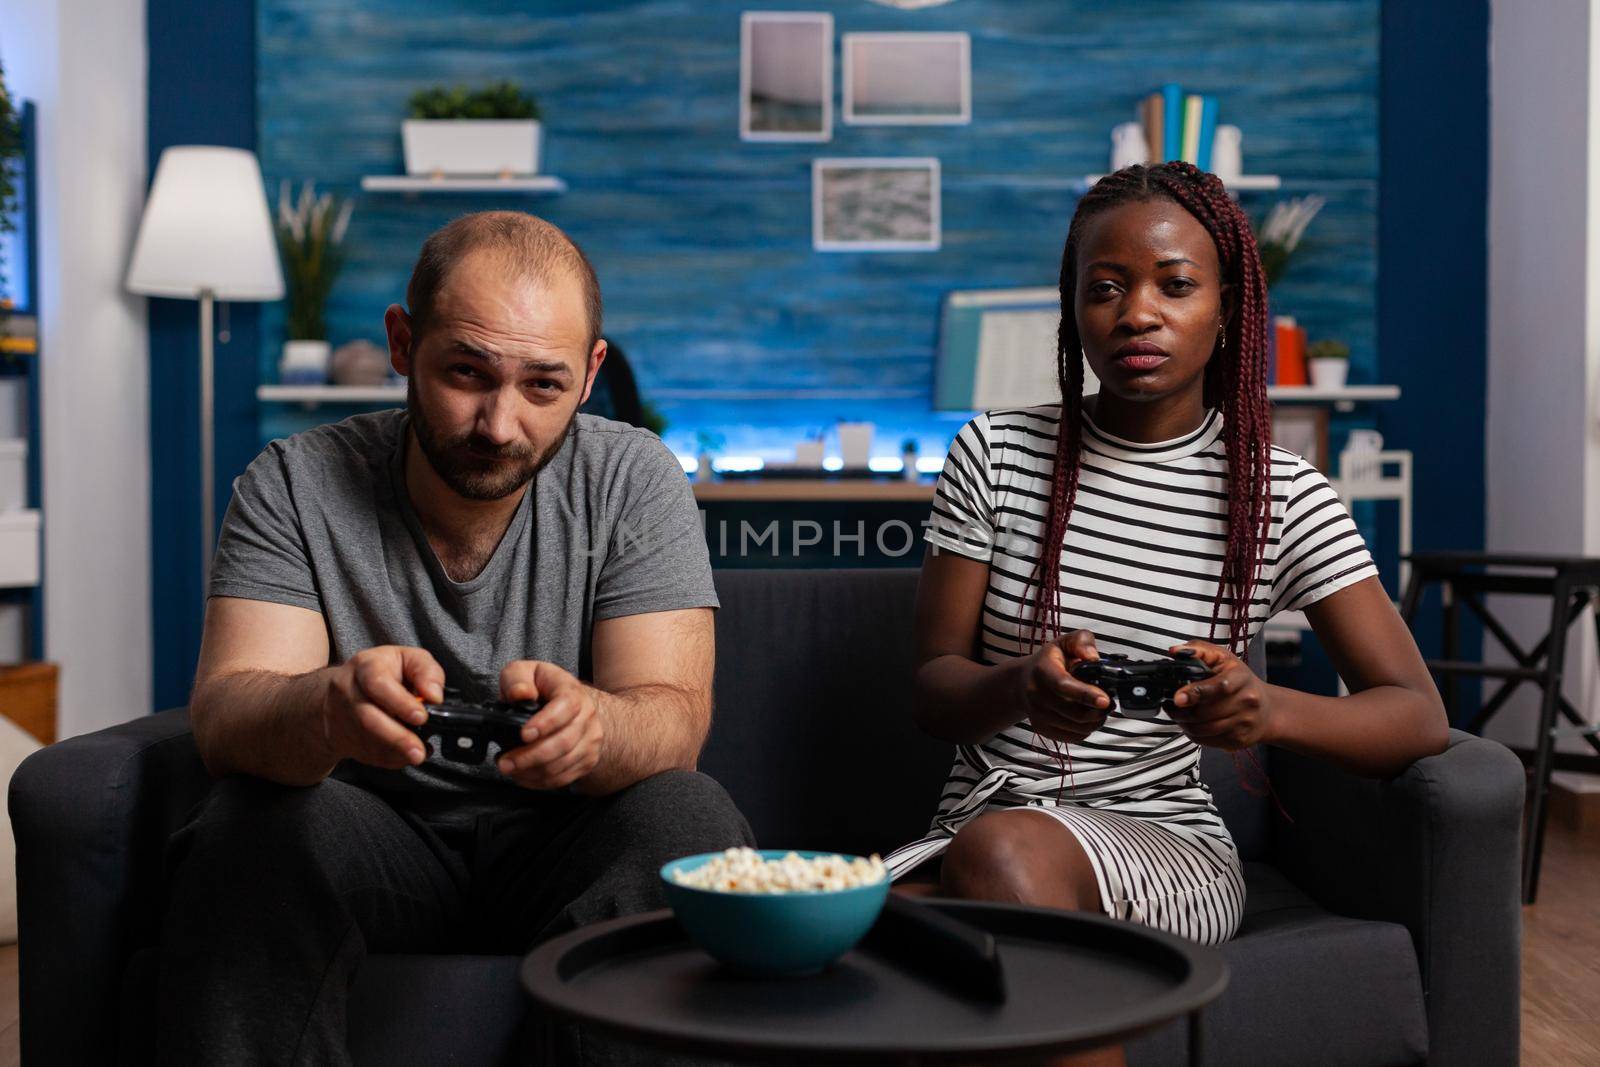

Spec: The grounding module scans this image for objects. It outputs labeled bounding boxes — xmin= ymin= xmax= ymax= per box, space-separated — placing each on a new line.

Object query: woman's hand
xmin=1167 ymin=640 xmax=1275 ymax=750
xmin=1016 ymin=629 xmax=1112 ymax=745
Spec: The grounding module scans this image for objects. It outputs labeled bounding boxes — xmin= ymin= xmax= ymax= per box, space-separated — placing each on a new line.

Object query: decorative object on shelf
xmin=741 ymin=12 xmax=833 ymax=142
xmin=813 ymin=158 xmax=941 ymax=252
xmin=1254 ymin=195 xmax=1326 ymax=288
xmin=1306 ymin=339 xmax=1350 ymax=390
xmin=330 ymin=340 xmax=390 ymax=387
xmin=0 ymin=439 xmax=23 ymax=510
xmin=842 ymin=33 xmax=971 ymax=126
xmin=0 ymin=59 xmax=22 ymax=345
xmin=1211 ymin=125 xmax=1242 ymax=184
xmin=695 ymin=430 xmax=725 ymax=481
xmin=404 ymin=81 xmax=543 ymax=177
xmin=1111 ymin=122 xmax=1146 ymax=172
xmin=900 ymin=436 xmax=919 ymax=481
xmin=837 ymin=421 xmax=874 ymax=469
xmin=1270 ymin=406 xmax=1329 ymax=472
xmin=794 ymin=435 xmax=825 ymax=468
xmin=0 ymin=508 xmax=38 ymax=586
xmin=126 ymin=146 xmax=284 ymax=586
xmin=275 ymin=180 xmax=353 ymax=385
xmin=1273 ymin=316 xmax=1307 ymax=386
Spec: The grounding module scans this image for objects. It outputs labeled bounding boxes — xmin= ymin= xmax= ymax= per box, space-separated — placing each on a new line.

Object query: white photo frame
xmin=842 ymin=32 xmax=971 ymax=126
xmin=740 ymin=12 xmax=833 ymax=142
xmin=812 ymin=157 xmax=941 ymax=252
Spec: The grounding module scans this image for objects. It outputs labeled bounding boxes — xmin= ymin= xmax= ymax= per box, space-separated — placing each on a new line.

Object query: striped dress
xmin=885 ymin=404 xmax=1378 ymax=945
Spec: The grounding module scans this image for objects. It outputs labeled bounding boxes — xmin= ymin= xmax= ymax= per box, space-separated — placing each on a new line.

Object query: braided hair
xmin=1030 ymin=161 xmax=1274 ymax=656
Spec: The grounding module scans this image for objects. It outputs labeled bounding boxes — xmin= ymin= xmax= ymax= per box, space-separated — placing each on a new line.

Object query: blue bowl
xmin=660 ymin=850 xmax=891 ymax=976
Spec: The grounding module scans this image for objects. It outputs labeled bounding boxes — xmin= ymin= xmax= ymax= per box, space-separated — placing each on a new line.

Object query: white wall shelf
xmin=1079 ymin=174 xmax=1282 ymax=193
xmin=258 ymin=384 xmax=404 ymax=406
xmin=1268 ymin=384 xmax=1400 ymax=412
xmin=360 ymin=175 xmax=567 ymax=195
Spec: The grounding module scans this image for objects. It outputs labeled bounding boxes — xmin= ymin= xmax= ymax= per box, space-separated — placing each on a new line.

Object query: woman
xmin=888 ymin=163 xmax=1447 ymax=977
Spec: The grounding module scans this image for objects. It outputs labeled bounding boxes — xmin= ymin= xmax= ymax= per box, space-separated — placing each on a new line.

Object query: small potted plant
xmin=275 ymin=180 xmax=354 ymax=384
xmin=1306 ymin=339 xmax=1350 ymax=390
xmin=404 ymin=81 xmax=543 ymax=178
xmin=1254 ymin=195 xmax=1326 ymax=289
xmin=900 ymin=436 xmax=920 ymax=481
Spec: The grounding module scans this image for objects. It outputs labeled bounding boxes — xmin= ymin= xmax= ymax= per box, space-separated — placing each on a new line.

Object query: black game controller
xmin=1069 ymin=651 xmax=1211 ymax=719
xmin=413 ymin=689 xmax=541 ymax=765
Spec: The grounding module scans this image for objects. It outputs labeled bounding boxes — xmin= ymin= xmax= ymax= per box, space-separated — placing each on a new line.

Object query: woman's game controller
xmin=1069 ymin=650 xmax=1211 ymax=719
xmin=412 ymin=691 xmax=541 ymax=765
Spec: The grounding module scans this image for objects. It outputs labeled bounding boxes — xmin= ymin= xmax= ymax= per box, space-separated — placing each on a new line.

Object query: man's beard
xmin=406 ymin=380 xmax=573 ymax=501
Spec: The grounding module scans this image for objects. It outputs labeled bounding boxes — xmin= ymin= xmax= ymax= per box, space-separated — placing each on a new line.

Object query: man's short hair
xmin=405 ymin=211 xmax=603 ymax=347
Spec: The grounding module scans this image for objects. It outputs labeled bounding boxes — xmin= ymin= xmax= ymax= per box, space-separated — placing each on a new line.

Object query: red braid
xmin=1029 ymin=161 xmax=1274 ymax=656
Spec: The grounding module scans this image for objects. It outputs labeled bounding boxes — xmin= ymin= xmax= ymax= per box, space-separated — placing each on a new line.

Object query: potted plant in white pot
xmin=1307 ymin=339 xmax=1350 ymax=389
xmin=404 ymin=81 xmax=542 ymax=178
xmin=275 ymin=180 xmax=353 ymax=384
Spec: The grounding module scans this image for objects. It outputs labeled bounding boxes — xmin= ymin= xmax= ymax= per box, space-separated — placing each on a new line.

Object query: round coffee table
xmin=522 ymin=899 xmax=1227 ymax=1064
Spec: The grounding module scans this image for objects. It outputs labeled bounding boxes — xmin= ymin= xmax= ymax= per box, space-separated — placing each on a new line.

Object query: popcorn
xmin=672 ymin=847 xmax=887 ymax=894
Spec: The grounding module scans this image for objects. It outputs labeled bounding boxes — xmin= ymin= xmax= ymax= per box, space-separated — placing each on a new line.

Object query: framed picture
xmin=813 ymin=157 xmax=941 ymax=252
xmin=1271 ymin=406 xmax=1331 ymax=472
xmin=842 ymin=32 xmax=971 ymax=125
xmin=740 ymin=12 xmax=833 ymax=142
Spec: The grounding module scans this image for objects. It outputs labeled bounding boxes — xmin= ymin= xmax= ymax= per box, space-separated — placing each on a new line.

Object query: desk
xmin=693 ymin=478 xmax=935 ymax=503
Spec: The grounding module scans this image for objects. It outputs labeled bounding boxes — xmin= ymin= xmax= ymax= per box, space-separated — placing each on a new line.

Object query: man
xmin=157 ymin=211 xmax=753 ymax=1064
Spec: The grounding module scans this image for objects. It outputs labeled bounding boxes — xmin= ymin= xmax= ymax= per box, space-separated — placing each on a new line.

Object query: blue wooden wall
xmin=256 ymin=0 xmax=1378 ymax=461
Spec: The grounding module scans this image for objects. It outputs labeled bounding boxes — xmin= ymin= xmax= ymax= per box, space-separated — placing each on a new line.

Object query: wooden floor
xmin=0 ymin=826 xmax=1589 ymax=1065
xmin=1521 ymin=815 xmax=1600 ymax=1065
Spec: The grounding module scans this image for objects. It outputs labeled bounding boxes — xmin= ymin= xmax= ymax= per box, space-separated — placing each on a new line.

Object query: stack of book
xmin=1137 ymin=84 xmax=1221 ymax=170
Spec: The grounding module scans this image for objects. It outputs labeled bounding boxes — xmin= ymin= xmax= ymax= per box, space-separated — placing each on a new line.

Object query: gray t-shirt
xmin=210 ymin=408 xmax=718 ymax=821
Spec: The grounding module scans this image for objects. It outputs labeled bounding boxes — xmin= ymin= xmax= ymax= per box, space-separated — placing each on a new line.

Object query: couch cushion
xmin=703 ymin=568 xmax=1273 ymax=860
xmin=1126 ymin=863 xmax=1428 ymax=1066
xmin=348 ymin=955 xmax=526 ymax=1066
xmin=703 ymin=569 xmax=952 ymax=855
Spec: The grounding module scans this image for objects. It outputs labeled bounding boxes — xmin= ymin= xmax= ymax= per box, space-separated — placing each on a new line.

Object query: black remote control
xmin=1070 ymin=651 xmax=1211 ymax=719
xmin=412 ymin=692 xmax=540 ymax=765
xmin=864 ymin=895 xmax=1007 ymax=1003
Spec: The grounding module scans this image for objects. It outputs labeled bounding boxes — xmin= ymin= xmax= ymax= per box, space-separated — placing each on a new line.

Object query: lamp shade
xmin=126 ymin=146 xmax=284 ymax=301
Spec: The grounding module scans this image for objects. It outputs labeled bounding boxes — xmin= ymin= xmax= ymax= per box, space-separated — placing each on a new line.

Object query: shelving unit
xmin=360 ymin=175 xmax=567 ymax=195
xmin=258 ymin=383 xmax=404 ymax=406
xmin=258 ymin=382 xmax=1400 ymax=411
xmin=1079 ymin=174 xmax=1281 ymax=193
xmin=0 ymin=101 xmax=44 ymax=658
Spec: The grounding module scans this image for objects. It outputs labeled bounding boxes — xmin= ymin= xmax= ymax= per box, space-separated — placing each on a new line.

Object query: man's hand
xmin=1016 ymin=629 xmax=1111 ymax=745
xmin=496 ymin=660 xmax=605 ymax=789
xmin=1167 ymin=640 xmax=1275 ymax=750
xmin=319 ymin=646 xmax=444 ymax=769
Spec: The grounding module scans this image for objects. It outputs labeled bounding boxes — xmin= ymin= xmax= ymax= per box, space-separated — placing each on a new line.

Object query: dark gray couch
xmin=12 ymin=569 xmax=1523 ymax=1065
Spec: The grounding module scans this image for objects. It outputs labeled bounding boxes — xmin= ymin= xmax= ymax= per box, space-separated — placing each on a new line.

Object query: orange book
xmin=1274 ymin=317 xmax=1307 ymax=386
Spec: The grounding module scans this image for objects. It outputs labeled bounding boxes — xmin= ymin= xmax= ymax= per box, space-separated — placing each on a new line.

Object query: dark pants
xmin=155 ymin=769 xmax=755 ymax=1065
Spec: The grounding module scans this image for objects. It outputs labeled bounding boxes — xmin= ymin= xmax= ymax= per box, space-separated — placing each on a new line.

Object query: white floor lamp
xmin=126 ymin=146 xmax=283 ymax=589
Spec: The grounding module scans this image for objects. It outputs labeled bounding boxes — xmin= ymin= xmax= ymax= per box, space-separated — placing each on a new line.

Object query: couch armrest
xmin=1270 ymin=729 xmax=1523 ymax=1066
xmin=9 ymin=708 xmax=211 ymax=1065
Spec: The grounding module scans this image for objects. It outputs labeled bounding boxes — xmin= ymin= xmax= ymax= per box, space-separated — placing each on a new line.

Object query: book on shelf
xmin=1137 ymin=86 xmax=1224 ymax=172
